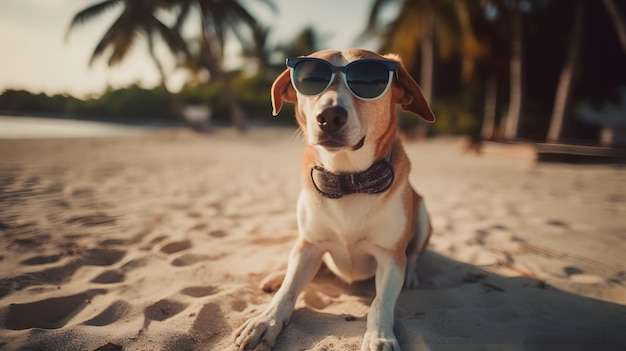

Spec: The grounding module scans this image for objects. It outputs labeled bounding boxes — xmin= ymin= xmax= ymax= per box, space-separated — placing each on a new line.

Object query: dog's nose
xmin=316 ymin=106 xmax=347 ymax=134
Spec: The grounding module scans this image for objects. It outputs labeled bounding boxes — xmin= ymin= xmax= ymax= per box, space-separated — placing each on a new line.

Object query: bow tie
xmin=311 ymin=158 xmax=395 ymax=199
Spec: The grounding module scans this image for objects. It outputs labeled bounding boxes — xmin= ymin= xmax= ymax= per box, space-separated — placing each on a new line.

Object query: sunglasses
xmin=286 ymin=57 xmax=399 ymax=100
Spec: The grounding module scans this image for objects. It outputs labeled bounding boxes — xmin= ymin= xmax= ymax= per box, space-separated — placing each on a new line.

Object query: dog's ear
xmin=271 ymin=68 xmax=297 ymax=116
xmin=387 ymin=55 xmax=435 ymax=122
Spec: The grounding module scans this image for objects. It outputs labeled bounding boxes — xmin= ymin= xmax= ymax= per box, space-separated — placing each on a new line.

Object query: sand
xmin=0 ymin=127 xmax=625 ymax=351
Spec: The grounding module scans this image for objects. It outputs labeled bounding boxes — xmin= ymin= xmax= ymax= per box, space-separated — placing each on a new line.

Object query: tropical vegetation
xmin=1 ymin=0 xmax=625 ymax=144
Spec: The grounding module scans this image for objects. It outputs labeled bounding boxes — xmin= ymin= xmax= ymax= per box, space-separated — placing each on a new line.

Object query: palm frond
xmin=153 ymin=18 xmax=191 ymax=58
xmin=88 ymin=12 xmax=138 ymax=67
xmin=213 ymin=21 xmax=227 ymax=60
xmin=108 ymin=35 xmax=137 ymax=66
xmin=235 ymin=23 xmax=271 ymax=68
xmin=202 ymin=11 xmax=227 ymax=59
xmin=365 ymin=0 xmax=397 ymax=31
xmin=224 ymin=0 xmax=260 ymax=29
xmin=66 ymin=0 xmax=123 ymax=40
xmin=89 ymin=26 xmax=117 ymax=66
xmin=225 ymin=17 xmax=248 ymax=47
xmin=108 ymin=20 xmax=141 ymax=66
xmin=356 ymin=0 xmax=400 ymax=45
xmin=173 ymin=0 xmax=194 ymax=31
xmin=253 ymin=0 xmax=278 ymax=14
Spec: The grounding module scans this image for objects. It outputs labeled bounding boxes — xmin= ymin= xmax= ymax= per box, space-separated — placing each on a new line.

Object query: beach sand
xmin=0 ymin=128 xmax=625 ymax=351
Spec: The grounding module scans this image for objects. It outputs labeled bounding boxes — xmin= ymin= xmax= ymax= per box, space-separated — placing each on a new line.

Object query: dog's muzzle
xmin=315 ymin=106 xmax=351 ymax=149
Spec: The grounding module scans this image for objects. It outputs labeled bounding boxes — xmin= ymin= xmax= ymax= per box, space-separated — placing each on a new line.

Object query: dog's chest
xmin=298 ymin=187 xmax=407 ymax=250
xmin=324 ymin=196 xmax=377 ymax=236
xmin=297 ymin=188 xmax=408 ymax=282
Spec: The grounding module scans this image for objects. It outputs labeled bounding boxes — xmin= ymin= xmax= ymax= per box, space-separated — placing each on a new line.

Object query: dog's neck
xmin=309 ymin=141 xmax=395 ymax=199
xmin=314 ymin=143 xmax=378 ymax=173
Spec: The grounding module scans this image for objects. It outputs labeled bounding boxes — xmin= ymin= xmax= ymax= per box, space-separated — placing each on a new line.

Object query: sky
xmin=0 ymin=0 xmax=381 ymax=98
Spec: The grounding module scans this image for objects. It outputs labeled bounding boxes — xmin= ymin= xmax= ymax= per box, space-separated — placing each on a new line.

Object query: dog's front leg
xmin=235 ymin=238 xmax=323 ymax=350
xmin=361 ymin=253 xmax=405 ymax=351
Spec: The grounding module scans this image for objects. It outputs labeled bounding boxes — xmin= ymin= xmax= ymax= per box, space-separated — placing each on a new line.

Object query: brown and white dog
xmin=235 ymin=49 xmax=435 ymax=351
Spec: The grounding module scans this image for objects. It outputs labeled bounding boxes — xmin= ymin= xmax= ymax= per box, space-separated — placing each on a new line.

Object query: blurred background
xmin=1 ymin=0 xmax=625 ymax=146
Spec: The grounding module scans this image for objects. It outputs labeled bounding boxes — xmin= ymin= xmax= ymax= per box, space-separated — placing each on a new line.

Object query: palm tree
xmin=364 ymin=0 xmax=485 ymax=105
xmin=603 ymin=0 xmax=626 ymax=57
xmin=240 ymin=25 xmax=272 ymax=71
xmin=476 ymin=0 xmax=511 ymax=141
xmin=547 ymin=0 xmax=584 ymax=143
xmin=547 ymin=0 xmax=626 ymax=143
xmin=66 ymin=0 xmax=190 ymax=123
xmin=502 ymin=0 xmax=524 ymax=141
xmin=481 ymin=74 xmax=498 ymax=140
xmin=166 ymin=0 xmax=276 ymax=131
xmin=276 ymin=26 xmax=324 ymax=59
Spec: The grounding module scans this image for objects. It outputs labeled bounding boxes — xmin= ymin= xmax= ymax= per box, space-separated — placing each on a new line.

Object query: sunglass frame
xmin=286 ymin=57 xmax=399 ymax=101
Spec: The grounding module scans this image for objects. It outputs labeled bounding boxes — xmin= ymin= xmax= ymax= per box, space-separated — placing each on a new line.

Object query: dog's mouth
xmin=352 ymin=136 xmax=365 ymax=151
xmin=316 ymin=136 xmax=365 ymax=152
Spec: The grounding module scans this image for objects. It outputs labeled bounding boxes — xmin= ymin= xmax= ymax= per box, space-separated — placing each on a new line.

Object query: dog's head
xmin=271 ymin=49 xmax=434 ymax=157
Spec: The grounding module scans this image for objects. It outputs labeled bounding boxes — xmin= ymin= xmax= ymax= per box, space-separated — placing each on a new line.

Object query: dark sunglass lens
xmin=346 ymin=62 xmax=390 ymax=99
xmin=293 ymin=60 xmax=332 ymax=95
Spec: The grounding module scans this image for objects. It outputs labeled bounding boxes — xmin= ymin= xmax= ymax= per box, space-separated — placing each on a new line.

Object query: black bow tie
xmin=311 ymin=158 xmax=395 ymax=199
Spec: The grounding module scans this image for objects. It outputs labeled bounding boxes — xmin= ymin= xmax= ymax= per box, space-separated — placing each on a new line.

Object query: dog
xmin=235 ymin=49 xmax=435 ymax=351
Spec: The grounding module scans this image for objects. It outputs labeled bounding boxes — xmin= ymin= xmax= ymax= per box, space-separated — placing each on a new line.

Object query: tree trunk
xmin=146 ymin=32 xmax=194 ymax=129
xmin=547 ymin=0 xmax=584 ymax=143
xmin=199 ymin=17 xmax=247 ymax=132
xmin=503 ymin=0 xmax=523 ymax=140
xmin=420 ymin=8 xmax=435 ymax=104
xmin=603 ymin=0 xmax=626 ymax=57
xmin=481 ymin=74 xmax=497 ymax=141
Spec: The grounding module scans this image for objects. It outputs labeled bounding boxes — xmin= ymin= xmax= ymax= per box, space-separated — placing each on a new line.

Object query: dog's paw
xmin=259 ymin=271 xmax=285 ymax=293
xmin=403 ymin=270 xmax=420 ymax=289
xmin=234 ymin=313 xmax=285 ymax=350
xmin=360 ymin=332 xmax=401 ymax=351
